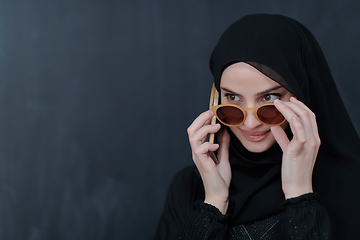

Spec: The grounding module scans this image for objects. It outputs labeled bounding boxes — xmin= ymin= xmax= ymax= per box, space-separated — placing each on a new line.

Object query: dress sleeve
xmin=178 ymin=201 xmax=228 ymax=240
xmin=278 ymin=193 xmax=333 ymax=240
xmin=153 ymin=166 xmax=229 ymax=240
xmin=153 ymin=166 xmax=205 ymax=240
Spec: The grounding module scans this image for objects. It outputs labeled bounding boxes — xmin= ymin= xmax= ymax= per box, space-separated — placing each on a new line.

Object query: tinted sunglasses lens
xmin=257 ymin=105 xmax=285 ymax=125
xmin=216 ymin=106 xmax=244 ymax=126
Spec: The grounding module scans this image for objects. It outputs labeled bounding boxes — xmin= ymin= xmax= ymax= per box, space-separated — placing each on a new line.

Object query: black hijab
xmin=209 ymin=14 xmax=360 ymax=238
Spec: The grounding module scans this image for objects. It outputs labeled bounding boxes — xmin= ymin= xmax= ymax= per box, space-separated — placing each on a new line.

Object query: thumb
xmin=271 ymin=126 xmax=289 ymax=152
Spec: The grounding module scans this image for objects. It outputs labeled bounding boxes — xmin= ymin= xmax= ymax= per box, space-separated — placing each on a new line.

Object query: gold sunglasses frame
xmin=209 ymin=83 xmax=286 ymax=127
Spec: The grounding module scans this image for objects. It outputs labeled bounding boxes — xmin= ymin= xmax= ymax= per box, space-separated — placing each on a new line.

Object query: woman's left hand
xmin=271 ymin=97 xmax=321 ymax=199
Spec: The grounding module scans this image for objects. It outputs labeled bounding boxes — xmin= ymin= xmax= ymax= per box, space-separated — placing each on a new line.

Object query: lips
xmin=239 ymin=129 xmax=271 ymax=142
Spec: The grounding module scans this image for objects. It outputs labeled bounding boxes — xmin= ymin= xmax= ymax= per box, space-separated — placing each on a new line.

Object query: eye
xmin=260 ymin=94 xmax=281 ymax=103
xmin=225 ymin=93 xmax=241 ymax=102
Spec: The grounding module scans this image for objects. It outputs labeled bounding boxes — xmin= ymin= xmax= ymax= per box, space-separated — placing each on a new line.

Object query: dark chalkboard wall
xmin=0 ymin=1 xmax=359 ymax=239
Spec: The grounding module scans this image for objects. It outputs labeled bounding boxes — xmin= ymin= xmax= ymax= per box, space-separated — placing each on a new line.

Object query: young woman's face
xmin=220 ymin=62 xmax=292 ymax=153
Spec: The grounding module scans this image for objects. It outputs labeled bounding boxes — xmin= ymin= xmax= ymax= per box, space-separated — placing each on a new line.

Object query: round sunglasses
xmin=209 ymin=84 xmax=286 ymax=127
xmin=210 ymin=103 xmax=286 ymax=127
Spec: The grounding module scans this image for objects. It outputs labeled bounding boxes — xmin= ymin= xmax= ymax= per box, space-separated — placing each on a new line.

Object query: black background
xmin=0 ymin=1 xmax=359 ymax=239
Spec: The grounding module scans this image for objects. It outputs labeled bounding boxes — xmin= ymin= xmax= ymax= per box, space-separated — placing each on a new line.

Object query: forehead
xmin=220 ymin=62 xmax=281 ymax=93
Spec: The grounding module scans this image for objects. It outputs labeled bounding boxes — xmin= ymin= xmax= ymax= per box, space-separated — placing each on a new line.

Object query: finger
xmin=195 ymin=142 xmax=220 ymax=157
xmin=187 ymin=110 xmax=215 ymax=138
xmin=270 ymin=126 xmax=290 ymax=152
xmin=190 ymin=123 xmax=221 ymax=148
xmin=193 ymin=142 xmax=220 ymax=168
xmin=290 ymin=116 xmax=306 ymax=143
xmin=290 ymin=97 xmax=320 ymax=142
xmin=288 ymin=99 xmax=321 ymax=159
xmin=284 ymin=99 xmax=317 ymax=144
xmin=274 ymin=100 xmax=303 ymax=141
xmin=274 ymin=100 xmax=310 ymax=142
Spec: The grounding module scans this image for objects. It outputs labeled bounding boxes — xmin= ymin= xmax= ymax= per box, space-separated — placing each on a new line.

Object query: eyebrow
xmin=221 ymin=86 xmax=283 ymax=97
xmin=256 ymin=86 xmax=283 ymax=95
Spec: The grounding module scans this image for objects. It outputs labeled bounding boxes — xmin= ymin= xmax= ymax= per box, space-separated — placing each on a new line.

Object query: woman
xmin=154 ymin=14 xmax=360 ymax=239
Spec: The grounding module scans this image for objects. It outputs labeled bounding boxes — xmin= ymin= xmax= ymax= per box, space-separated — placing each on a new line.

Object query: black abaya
xmin=155 ymin=14 xmax=360 ymax=240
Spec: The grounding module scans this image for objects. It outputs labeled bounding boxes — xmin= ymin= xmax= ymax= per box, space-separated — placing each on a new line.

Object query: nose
xmin=243 ymin=111 xmax=262 ymax=129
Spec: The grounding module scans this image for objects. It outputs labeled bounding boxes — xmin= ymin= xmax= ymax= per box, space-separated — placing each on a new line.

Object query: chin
xmin=242 ymin=142 xmax=274 ymax=153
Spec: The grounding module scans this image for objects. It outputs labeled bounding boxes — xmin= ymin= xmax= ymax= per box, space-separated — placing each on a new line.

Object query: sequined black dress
xmin=154 ymin=166 xmax=332 ymax=240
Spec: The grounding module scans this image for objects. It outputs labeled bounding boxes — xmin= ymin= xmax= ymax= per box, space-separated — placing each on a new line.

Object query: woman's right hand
xmin=187 ymin=110 xmax=231 ymax=215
